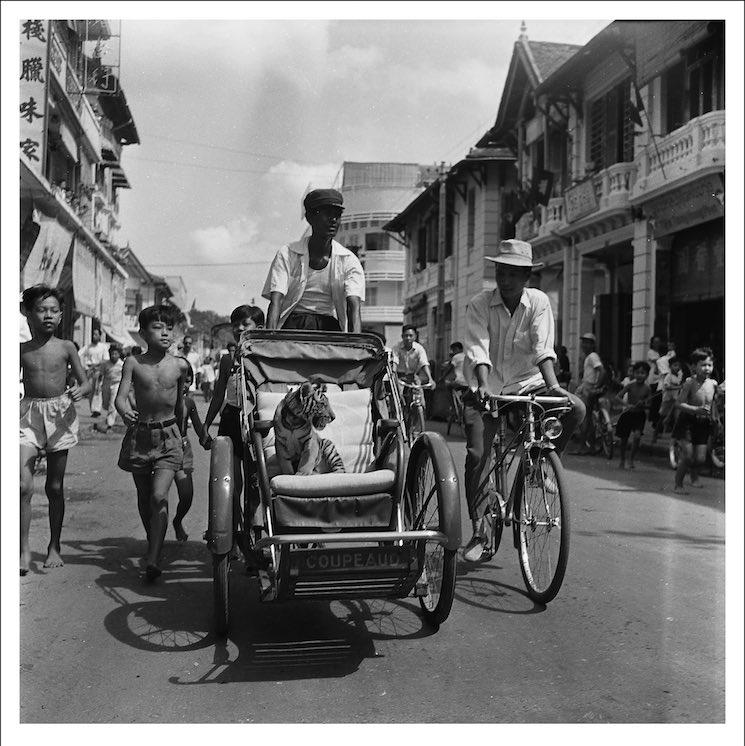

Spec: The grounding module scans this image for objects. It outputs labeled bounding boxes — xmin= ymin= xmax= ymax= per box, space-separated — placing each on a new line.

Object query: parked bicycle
xmin=470 ymin=391 xmax=573 ymax=604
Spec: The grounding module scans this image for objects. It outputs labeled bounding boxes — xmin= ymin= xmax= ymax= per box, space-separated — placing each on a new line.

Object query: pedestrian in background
xmin=646 ymin=335 xmax=664 ymax=431
xmin=173 ymin=360 xmax=211 ymax=543
xmin=672 ymin=348 xmax=718 ymax=495
xmin=652 ymin=355 xmax=684 ymax=443
xmin=574 ymin=332 xmax=606 ymax=454
xmin=20 ymin=285 xmax=90 ymax=575
xmin=554 ymin=344 xmax=571 ymax=387
xmin=615 ymin=361 xmax=652 ymax=470
xmin=181 ymin=335 xmax=201 ymax=393
xmin=79 ymin=327 xmax=109 ymax=417
xmin=198 ymin=355 xmax=216 ymax=402
xmin=95 ymin=345 xmax=124 ymax=433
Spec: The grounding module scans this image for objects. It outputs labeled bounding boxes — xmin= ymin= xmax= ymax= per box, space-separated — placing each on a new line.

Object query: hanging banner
xmin=19 ymin=20 xmax=49 ymax=177
xmin=22 ymin=214 xmax=73 ymax=288
xmin=72 ymin=237 xmax=97 ymax=316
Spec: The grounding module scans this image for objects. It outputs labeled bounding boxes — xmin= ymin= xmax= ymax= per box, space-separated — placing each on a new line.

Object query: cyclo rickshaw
xmin=204 ymin=329 xmax=461 ymax=637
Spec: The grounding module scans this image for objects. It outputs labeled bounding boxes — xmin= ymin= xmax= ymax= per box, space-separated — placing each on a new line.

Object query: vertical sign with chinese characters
xmin=19 ymin=19 xmax=49 ymax=176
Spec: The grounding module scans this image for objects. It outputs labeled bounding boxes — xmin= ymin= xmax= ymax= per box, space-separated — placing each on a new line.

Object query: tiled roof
xmin=527 ymin=41 xmax=582 ymax=81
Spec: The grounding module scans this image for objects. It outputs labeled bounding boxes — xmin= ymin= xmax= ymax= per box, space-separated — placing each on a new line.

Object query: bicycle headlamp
xmin=542 ymin=417 xmax=563 ymax=440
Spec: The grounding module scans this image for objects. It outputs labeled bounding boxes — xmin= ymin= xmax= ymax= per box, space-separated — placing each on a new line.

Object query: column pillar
xmin=563 ymin=240 xmax=582 ymax=387
xmin=631 ymin=218 xmax=656 ymax=362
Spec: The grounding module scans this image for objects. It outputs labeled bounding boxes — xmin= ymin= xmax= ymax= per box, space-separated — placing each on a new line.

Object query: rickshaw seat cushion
xmin=270 ymin=468 xmax=395 ymax=497
xmin=256 ymin=387 xmax=375 ymax=475
xmin=273 ymin=492 xmax=393 ymax=529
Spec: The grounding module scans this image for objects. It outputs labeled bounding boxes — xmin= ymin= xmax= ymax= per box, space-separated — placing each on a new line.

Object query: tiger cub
xmin=273 ymin=380 xmax=346 ymax=475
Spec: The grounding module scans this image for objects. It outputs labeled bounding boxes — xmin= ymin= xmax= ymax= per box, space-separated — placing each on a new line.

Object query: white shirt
xmin=647 ymin=348 xmax=661 ymax=385
xmin=184 ymin=350 xmax=201 ymax=391
xmin=293 ymin=261 xmax=336 ymax=317
xmin=464 ymin=287 xmax=556 ymax=395
xmin=581 ymin=351 xmax=603 ymax=386
xmin=106 ymin=359 xmax=124 ymax=387
xmin=262 ymin=238 xmax=365 ymax=331
xmin=79 ymin=341 xmax=110 ymax=369
xmin=199 ymin=363 xmax=216 ymax=383
xmin=392 ymin=341 xmax=429 ymax=377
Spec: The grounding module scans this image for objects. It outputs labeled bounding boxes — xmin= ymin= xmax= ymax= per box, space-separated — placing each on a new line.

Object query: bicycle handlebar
xmin=399 ymin=379 xmax=436 ymax=390
xmin=489 ymin=393 xmax=569 ymax=406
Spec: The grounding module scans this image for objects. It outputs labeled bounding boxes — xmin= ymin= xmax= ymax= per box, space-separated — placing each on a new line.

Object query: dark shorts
xmin=672 ymin=412 xmax=712 ymax=446
xmin=118 ymin=419 xmax=184 ymax=474
xmin=180 ymin=436 xmax=194 ymax=474
xmin=616 ymin=409 xmax=646 ymax=439
xmin=284 ymin=312 xmax=341 ymax=331
xmin=218 ymin=404 xmax=244 ymax=457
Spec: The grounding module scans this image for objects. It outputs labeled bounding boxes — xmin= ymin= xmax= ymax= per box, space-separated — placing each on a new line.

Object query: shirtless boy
xmin=115 ymin=305 xmax=190 ymax=581
xmin=615 ymin=361 xmax=652 ymax=469
xmin=20 ymin=285 xmax=90 ymax=575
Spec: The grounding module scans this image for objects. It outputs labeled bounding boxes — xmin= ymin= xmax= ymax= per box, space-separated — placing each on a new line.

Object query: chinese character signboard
xmin=645 ymin=174 xmax=724 ymax=237
xmin=20 ymin=20 xmax=49 ymax=176
xmin=564 ymin=178 xmax=599 ymax=223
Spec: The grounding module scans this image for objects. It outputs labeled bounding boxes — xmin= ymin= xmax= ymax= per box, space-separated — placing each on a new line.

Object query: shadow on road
xmin=61 ymin=537 xmax=438 ymax=683
xmin=454 ymin=561 xmax=546 ymax=615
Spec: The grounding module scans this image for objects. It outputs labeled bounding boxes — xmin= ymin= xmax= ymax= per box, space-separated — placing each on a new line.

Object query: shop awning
xmin=102 ymin=324 xmax=141 ymax=350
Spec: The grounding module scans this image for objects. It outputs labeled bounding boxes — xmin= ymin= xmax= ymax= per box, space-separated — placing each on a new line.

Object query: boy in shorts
xmin=672 ymin=348 xmax=718 ymax=494
xmin=614 ymin=361 xmax=651 ymax=469
xmin=115 ymin=305 xmax=191 ymax=581
xmin=20 ymin=285 xmax=90 ymax=575
xmin=172 ymin=361 xmax=211 ymax=542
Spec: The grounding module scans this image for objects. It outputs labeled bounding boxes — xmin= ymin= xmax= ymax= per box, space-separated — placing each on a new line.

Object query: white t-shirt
xmin=293 ymin=261 xmax=336 ymax=317
xmin=647 ymin=348 xmax=661 ymax=386
xmin=106 ymin=359 xmax=124 ymax=387
xmin=80 ymin=341 xmax=110 ymax=369
xmin=199 ymin=363 xmax=216 ymax=383
xmin=185 ymin=350 xmax=201 ymax=391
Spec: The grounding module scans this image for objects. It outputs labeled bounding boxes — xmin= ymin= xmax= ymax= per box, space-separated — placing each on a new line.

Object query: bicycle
xmin=589 ymin=400 xmax=615 ymax=459
xmin=471 ymin=391 xmax=573 ymax=604
xmin=445 ymin=384 xmax=467 ymax=437
xmin=399 ymin=378 xmax=435 ymax=445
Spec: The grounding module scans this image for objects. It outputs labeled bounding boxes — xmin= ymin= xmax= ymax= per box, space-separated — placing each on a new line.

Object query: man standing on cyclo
xmin=391 ymin=324 xmax=435 ymax=406
xmin=461 ymin=239 xmax=586 ymax=562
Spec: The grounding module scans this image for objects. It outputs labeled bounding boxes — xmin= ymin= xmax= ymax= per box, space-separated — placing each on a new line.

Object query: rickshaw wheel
xmin=213 ymin=553 xmax=230 ymax=637
xmin=405 ymin=433 xmax=460 ymax=627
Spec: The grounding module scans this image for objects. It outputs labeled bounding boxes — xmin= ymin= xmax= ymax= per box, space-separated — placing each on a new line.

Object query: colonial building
xmin=485 ymin=20 xmax=725 ymax=378
xmin=19 ymin=19 xmax=139 ymax=349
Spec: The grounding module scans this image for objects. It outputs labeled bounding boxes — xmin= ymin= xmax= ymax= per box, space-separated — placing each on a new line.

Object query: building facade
xmin=490 ymin=21 xmax=725 ymax=379
xmin=334 ymin=162 xmax=432 ymax=347
xmin=19 ymin=19 xmax=140 ymax=349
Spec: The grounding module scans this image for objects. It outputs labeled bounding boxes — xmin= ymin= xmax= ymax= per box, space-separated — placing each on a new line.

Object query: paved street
xmin=19 ymin=402 xmax=725 ymax=723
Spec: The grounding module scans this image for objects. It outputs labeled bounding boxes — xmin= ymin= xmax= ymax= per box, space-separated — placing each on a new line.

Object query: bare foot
xmin=173 ymin=519 xmax=188 ymax=542
xmin=145 ymin=564 xmax=162 ymax=582
xmin=21 ymin=548 xmax=31 ymax=576
xmin=673 ymin=485 xmax=689 ymax=495
xmin=44 ymin=545 xmax=64 ymax=568
xmin=690 ymin=481 xmax=705 ymax=489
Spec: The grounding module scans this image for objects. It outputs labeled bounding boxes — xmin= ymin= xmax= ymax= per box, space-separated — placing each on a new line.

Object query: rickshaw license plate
xmin=290 ymin=547 xmax=412 ymax=575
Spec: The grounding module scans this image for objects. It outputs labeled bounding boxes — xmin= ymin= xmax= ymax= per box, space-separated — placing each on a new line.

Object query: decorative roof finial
xmin=520 ymin=20 xmax=528 ymax=39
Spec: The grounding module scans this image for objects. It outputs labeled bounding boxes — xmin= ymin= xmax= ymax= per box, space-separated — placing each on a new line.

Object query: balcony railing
xmin=361 ymin=305 xmax=404 ymax=323
xmin=630 ymin=110 xmax=725 ymax=201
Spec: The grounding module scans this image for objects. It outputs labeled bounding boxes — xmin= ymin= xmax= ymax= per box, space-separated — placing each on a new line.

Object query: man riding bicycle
xmin=462 ymin=239 xmax=586 ymax=562
xmin=391 ymin=324 xmax=435 ymax=405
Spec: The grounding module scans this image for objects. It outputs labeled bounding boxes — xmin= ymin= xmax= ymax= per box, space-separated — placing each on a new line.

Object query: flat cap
xmin=303 ymin=188 xmax=344 ymax=212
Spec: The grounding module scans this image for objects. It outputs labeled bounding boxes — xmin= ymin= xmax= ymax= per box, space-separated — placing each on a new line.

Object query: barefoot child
xmin=115 ymin=306 xmax=190 ymax=581
xmin=672 ymin=348 xmax=718 ymax=494
xmin=172 ymin=361 xmax=211 ymax=542
xmin=20 ymin=285 xmax=90 ymax=575
xmin=615 ymin=361 xmax=651 ymax=469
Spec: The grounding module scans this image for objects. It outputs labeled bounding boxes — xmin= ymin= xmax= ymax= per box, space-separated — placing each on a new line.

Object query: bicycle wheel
xmin=483 ymin=447 xmax=504 ymax=557
xmin=213 ymin=553 xmax=230 ymax=637
xmin=405 ymin=433 xmax=460 ymax=627
xmin=513 ymin=449 xmax=569 ymax=604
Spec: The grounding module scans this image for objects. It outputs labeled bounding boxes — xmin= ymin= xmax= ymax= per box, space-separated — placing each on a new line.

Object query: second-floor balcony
xmin=630 ymin=110 xmax=725 ymax=203
xmin=361 ymin=305 xmax=404 ymax=323
xmin=362 ymin=249 xmax=406 ymax=282
xmin=406 ymin=255 xmax=454 ymax=295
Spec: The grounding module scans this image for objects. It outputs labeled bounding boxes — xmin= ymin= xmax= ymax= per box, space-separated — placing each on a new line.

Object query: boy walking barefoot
xmin=115 ymin=306 xmax=190 ymax=581
xmin=172 ymin=361 xmax=211 ymax=542
xmin=20 ymin=285 xmax=90 ymax=575
xmin=615 ymin=361 xmax=652 ymax=469
xmin=672 ymin=348 xmax=718 ymax=495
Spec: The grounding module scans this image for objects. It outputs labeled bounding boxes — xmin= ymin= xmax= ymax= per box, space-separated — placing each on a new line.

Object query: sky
xmin=113 ymin=14 xmax=611 ymax=316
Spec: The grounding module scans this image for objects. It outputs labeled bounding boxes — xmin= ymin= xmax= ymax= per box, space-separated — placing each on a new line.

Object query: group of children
xmin=611 ymin=348 xmax=722 ymax=492
xmin=20 ymin=282 xmax=264 ymax=580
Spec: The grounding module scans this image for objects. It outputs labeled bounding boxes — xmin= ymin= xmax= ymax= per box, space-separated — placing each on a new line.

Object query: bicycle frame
xmin=474 ymin=394 xmax=572 ymax=529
